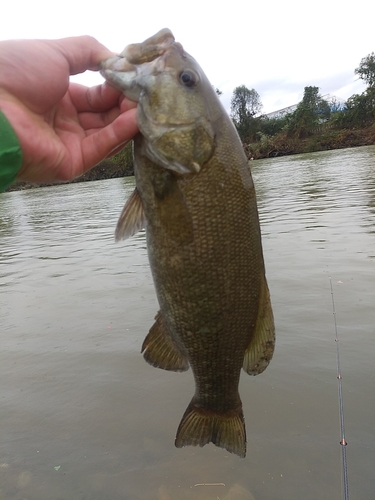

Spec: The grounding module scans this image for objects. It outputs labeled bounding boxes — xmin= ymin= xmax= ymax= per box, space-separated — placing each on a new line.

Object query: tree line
xmin=230 ymin=52 xmax=375 ymax=144
xmin=107 ymin=54 xmax=375 ymax=180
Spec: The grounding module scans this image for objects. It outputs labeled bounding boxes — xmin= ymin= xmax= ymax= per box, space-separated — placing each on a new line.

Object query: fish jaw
xmin=100 ymin=55 xmax=159 ymax=103
xmin=138 ymin=118 xmax=214 ymax=175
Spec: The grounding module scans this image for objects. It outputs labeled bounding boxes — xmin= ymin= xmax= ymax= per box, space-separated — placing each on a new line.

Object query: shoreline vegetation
xmin=245 ymin=124 xmax=375 ymax=160
xmin=5 ymin=51 xmax=375 ymax=192
xmin=6 ymin=124 xmax=375 ymax=193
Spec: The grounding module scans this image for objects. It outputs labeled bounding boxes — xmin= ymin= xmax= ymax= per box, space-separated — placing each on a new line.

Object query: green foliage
xmin=257 ymin=115 xmax=289 ymax=137
xmin=285 ymin=86 xmax=330 ymax=138
xmin=355 ymin=52 xmax=375 ymax=88
xmin=336 ymin=52 xmax=375 ymax=127
xmin=230 ymin=85 xmax=262 ymax=141
xmin=329 ymin=109 xmax=347 ymax=128
xmin=341 ymin=87 xmax=375 ymax=127
xmin=231 ymin=85 xmax=262 ymax=120
xmin=231 ymin=52 xmax=375 ymax=156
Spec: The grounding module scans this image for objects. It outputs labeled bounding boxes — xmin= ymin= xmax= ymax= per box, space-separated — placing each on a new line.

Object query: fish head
xmin=100 ymin=29 xmax=217 ymax=175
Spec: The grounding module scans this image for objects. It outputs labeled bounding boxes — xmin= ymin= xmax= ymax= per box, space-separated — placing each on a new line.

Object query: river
xmin=1 ymin=145 xmax=374 ymax=500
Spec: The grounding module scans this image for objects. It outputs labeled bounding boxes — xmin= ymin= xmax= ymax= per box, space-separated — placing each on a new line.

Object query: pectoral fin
xmin=141 ymin=312 xmax=190 ymax=371
xmin=152 ymin=171 xmax=194 ymax=245
xmin=115 ymin=188 xmax=146 ymax=242
xmin=243 ymin=276 xmax=275 ymax=375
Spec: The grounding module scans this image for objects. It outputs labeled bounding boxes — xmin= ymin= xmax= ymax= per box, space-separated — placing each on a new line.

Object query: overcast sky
xmin=2 ymin=0 xmax=372 ymax=114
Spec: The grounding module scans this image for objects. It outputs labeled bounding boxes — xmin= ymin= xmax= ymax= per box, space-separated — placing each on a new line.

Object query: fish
xmin=100 ymin=28 xmax=275 ymax=458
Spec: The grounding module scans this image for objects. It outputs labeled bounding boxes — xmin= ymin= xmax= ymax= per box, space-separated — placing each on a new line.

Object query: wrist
xmin=0 ymin=109 xmax=23 ymax=192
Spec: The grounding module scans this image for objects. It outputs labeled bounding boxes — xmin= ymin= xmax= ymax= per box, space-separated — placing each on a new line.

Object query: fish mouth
xmin=99 ymin=57 xmax=138 ymax=97
xmin=100 ymin=27 xmax=177 ymax=82
xmin=99 ymin=29 xmax=185 ymax=100
xmin=100 ymin=53 xmax=166 ymax=103
xmin=100 ymin=55 xmax=135 ymax=73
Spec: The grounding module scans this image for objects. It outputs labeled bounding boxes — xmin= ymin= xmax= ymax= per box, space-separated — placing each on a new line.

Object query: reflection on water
xmin=1 ymin=147 xmax=374 ymax=499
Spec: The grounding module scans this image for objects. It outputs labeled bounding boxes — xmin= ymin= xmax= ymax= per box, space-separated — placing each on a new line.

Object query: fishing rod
xmin=329 ymin=277 xmax=349 ymax=500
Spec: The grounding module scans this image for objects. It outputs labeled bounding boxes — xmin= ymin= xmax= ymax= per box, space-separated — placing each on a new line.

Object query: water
xmin=1 ymin=146 xmax=374 ymax=500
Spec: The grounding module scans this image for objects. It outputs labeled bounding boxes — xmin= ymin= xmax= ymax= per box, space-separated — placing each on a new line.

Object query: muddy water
xmin=1 ymin=145 xmax=374 ymax=499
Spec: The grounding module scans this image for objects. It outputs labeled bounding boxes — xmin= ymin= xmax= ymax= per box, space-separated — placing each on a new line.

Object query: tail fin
xmin=175 ymin=400 xmax=246 ymax=458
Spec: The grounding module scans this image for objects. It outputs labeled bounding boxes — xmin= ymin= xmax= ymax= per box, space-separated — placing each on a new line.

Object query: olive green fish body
xmin=101 ymin=29 xmax=275 ymax=457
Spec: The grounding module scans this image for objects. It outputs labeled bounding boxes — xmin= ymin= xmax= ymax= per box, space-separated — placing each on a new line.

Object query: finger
xmin=69 ymin=82 xmax=137 ymax=113
xmin=69 ymin=82 xmax=120 ymax=112
xmin=77 ymin=108 xmax=122 ymax=130
xmin=53 ymin=36 xmax=115 ymax=75
xmin=79 ymin=108 xmax=138 ymax=173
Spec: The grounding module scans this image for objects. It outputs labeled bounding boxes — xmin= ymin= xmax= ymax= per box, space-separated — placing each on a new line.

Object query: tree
xmin=300 ymin=86 xmax=331 ymax=118
xmin=231 ymin=85 xmax=262 ymax=121
xmin=286 ymin=86 xmax=330 ymax=138
xmin=342 ymin=88 xmax=375 ymax=126
xmin=355 ymin=52 xmax=375 ymax=88
xmin=230 ymin=85 xmax=262 ymax=141
xmin=337 ymin=53 xmax=375 ymax=127
xmin=258 ymin=115 xmax=288 ymax=137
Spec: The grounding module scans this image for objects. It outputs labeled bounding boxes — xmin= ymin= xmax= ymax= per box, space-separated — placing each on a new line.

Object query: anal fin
xmin=243 ymin=276 xmax=275 ymax=375
xmin=141 ymin=312 xmax=189 ymax=372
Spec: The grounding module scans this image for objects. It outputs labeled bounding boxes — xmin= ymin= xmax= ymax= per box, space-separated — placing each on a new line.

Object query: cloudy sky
xmin=2 ymin=0 xmax=372 ymax=114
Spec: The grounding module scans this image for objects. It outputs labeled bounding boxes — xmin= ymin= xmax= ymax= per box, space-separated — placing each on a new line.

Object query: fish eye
xmin=179 ymin=69 xmax=198 ymax=88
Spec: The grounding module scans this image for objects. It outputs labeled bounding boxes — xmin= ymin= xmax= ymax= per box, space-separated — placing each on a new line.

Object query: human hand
xmin=0 ymin=36 xmax=138 ymax=184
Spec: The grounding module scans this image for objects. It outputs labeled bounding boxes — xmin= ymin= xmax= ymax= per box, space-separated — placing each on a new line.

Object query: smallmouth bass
xmin=100 ymin=29 xmax=275 ymax=458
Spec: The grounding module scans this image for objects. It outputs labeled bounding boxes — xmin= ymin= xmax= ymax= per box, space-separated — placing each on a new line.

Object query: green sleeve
xmin=0 ymin=110 xmax=23 ymax=192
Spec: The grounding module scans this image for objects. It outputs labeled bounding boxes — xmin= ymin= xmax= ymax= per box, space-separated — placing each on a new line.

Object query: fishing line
xmin=329 ymin=277 xmax=349 ymax=500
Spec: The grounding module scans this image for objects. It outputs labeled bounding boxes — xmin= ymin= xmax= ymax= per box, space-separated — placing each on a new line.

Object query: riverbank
xmin=5 ymin=149 xmax=135 ymax=192
xmin=5 ymin=125 xmax=375 ymax=192
xmin=244 ymin=124 xmax=375 ymax=160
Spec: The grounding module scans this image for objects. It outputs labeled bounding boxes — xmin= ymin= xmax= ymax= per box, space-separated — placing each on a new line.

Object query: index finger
xmin=53 ymin=36 xmax=115 ymax=75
